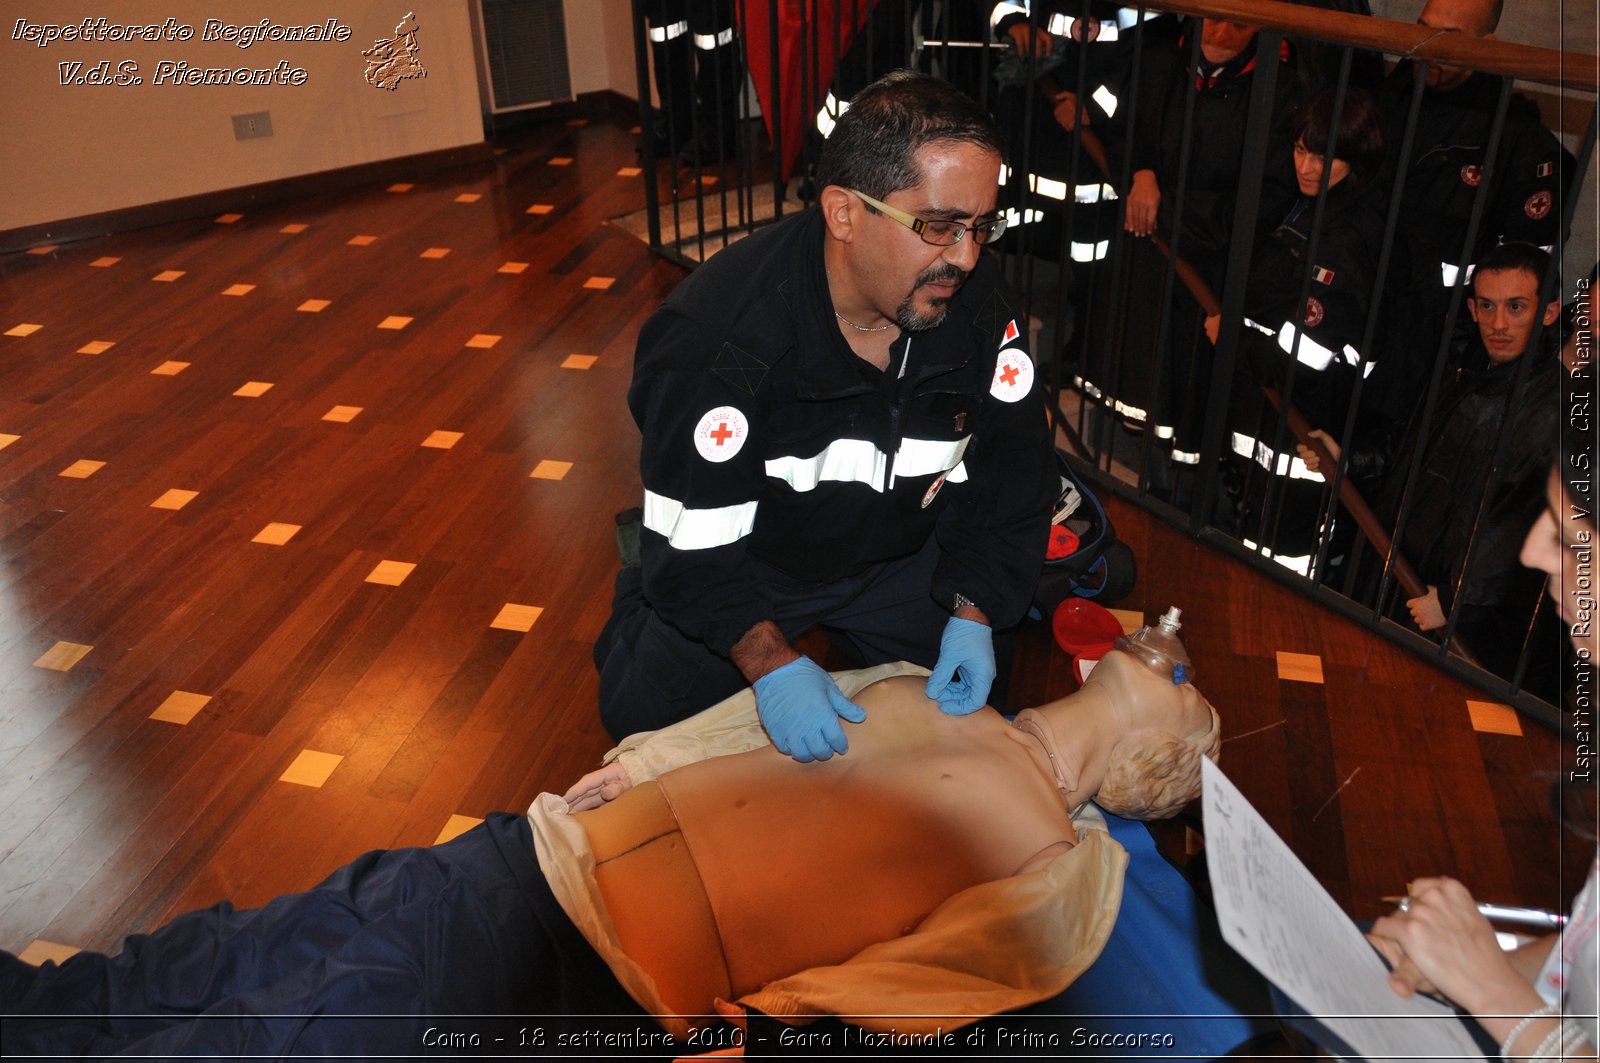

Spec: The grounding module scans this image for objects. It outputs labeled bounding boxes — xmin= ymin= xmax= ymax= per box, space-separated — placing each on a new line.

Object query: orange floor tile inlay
xmin=151 ymin=361 xmax=189 ymax=375
xmin=529 ymin=460 xmax=573 ymax=480
xmin=59 ymin=460 xmax=105 ymax=478
xmin=491 ymin=603 xmax=544 ymax=632
xmin=150 ymin=489 xmax=199 ymax=510
xmin=252 ymin=522 xmax=302 ymax=545
xmin=150 ymin=691 xmax=212 ymax=725
xmin=34 ymin=641 xmax=93 ymax=671
xmin=422 ymin=431 xmax=462 ymax=449
xmin=366 ymin=560 xmax=417 ymax=586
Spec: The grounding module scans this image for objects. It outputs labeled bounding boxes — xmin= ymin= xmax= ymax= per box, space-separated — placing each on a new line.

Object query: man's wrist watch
xmin=951 ymin=592 xmax=978 ymax=613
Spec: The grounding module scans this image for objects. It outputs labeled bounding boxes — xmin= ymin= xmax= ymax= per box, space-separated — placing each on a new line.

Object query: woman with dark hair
xmin=1212 ymin=85 xmax=1388 ymax=571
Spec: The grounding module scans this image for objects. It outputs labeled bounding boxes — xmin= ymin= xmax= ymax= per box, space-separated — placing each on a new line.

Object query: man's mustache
xmin=917 ymin=264 xmax=967 ymax=288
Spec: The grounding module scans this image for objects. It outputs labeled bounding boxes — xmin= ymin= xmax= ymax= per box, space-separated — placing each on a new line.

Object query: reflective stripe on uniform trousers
xmin=1241 ymin=536 xmax=1314 ymax=576
xmin=1231 ymin=431 xmax=1322 ymax=481
xmin=998 ymin=168 xmax=1115 ymax=258
xmin=1072 ymin=375 xmax=1177 ymax=439
xmin=991 ymin=1 xmax=1028 ymax=29
xmin=648 ymin=19 xmax=688 ymax=42
xmin=645 ymin=436 xmax=971 ymax=550
xmin=1000 ymin=164 xmax=1117 ymax=205
xmin=817 ymin=91 xmax=847 ymax=137
xmin=693 ymin=27 xmax=734 ymax=49
xmin=993 ymin=2 xmax=1156 ymax=32
xmin=1242 ymin=317 xmax=1374 ymax=378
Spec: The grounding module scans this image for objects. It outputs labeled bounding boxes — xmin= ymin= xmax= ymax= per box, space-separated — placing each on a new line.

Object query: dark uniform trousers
xmin=1 ymin=814 xmax=648 ymax=1060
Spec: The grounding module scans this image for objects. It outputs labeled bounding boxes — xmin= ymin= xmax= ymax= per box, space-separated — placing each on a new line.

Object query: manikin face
xmin=1200 ymin=19 xmax=1257 ymax=64
xmin=1520 ymin=469 xmax=1597 ymax=664
xmin=1293 ymin=139 xmax=1352 ymax=196
xmin=1467 ymin=267 xmax=1561 ymax=365
xmin=1417 ymin=0 xmax=1496 ymax=90
xmin=849 ymin=141 xmax=1002 ymax=332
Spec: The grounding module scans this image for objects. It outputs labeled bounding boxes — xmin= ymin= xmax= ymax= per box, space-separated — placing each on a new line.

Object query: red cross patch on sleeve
xmin=990 ymin=348 xmax=1034 ymax=402
xmin=693 ymin=406 xmax=749 ymax=462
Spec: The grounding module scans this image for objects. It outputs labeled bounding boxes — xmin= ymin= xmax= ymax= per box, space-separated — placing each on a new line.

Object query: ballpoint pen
xmin=1383 ymin=895 xmax=1568 ymax=929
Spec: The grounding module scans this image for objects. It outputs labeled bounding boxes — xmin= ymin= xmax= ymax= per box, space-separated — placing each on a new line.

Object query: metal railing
xmin=630 ymin=0 xmax=1598 ymax=727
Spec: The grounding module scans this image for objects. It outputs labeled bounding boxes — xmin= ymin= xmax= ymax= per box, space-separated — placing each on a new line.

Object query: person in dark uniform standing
xmin=595 ymin=72 xmax=1056 ymax=761
xmin=640 ymin=0 xmax=743 ymax=164
xmin=1216 ymin=86 xmax=1387 ymax=567
xmin=1097 ymin=17 xmax=1299 ymax=479
xmin=1375 ymin=0 xmax=1572 ymax=394
xmin=1300 ymin=243 xmax=1565 ymax=699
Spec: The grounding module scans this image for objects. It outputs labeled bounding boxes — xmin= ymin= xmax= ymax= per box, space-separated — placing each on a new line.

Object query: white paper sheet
xmin=1201 ymin=759 xmax=1488 ymax=1062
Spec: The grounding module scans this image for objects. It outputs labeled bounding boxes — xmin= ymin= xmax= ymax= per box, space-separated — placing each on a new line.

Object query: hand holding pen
xmin=1384 ymin=894 xmax=1566 ymax=930
xmin=1367 ymin=877 xmax=1551 ymax=1018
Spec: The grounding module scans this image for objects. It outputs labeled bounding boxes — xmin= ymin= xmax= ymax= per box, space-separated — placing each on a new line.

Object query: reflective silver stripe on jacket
xmin=644 ymin=490 xmax=758 ymax=550
xmin=765 ymin=435 xmax=972 ymax=493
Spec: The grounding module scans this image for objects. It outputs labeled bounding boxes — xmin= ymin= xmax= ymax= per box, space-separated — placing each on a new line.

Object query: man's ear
xmin=1543 ymin=299 xmax=1562 ymax=327
xmin=819 ymin=185 xmax=857 ymax=243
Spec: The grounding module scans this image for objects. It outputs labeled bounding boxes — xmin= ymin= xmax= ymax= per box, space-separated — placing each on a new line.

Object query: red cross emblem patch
xmin=1460 ymin=164 xmax=1482 ymax=187
xmin=1525 ymin=190 xmax=1552 ymax=220
xmin=1301 ymin=296 xmax=1325 ymax=328
xmin=991 ymin=349 xmax=1034 ymax=403
xmin=692 ymin=405 xmax=748 ymax=463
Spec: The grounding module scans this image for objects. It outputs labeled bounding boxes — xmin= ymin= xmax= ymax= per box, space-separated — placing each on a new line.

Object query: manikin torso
xmin=577 ymin=676 xmax=1079 ymax=1013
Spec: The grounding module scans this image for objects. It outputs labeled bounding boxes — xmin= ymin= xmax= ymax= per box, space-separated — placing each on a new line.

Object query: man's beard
xmin=896 ymin=264 xmax=968 ymax=332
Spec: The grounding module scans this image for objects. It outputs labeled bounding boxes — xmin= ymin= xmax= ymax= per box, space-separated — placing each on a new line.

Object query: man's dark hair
xmin=815 ymin=71 xmax=1004 ymax=199
xmin=1291 ymin=86 xmax=1385 ymax=189
xmin=1473 ymin=242 xmax=1553 ymax=288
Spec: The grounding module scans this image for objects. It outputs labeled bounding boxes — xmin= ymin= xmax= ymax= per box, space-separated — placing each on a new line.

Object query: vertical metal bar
xmin=1142 ymin=23 xmax=1211 ymax=500
xmin=1311 ymin=50 xmax=1425 ymax=594
xmin=1095 ymin=6 xmax=1150 ymax=480
xmin=769 ymin=0 xmax=784 ymax=221
xmin=1192 ymin=28 xmax=1285 ymax=532
xmin=631 ymin=0 xmax=663 ymax=251
xmin=1249 ymin=52 xmax=1353 ymax=571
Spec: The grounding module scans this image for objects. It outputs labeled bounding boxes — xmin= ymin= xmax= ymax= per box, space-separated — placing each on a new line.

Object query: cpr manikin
xmin=547 ymin=612 xmax=1220 ymax=1031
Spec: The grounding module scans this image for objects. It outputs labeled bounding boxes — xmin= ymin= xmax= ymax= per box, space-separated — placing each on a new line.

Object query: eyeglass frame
xmin=848 ymin=188 xmax=1007 ymax=246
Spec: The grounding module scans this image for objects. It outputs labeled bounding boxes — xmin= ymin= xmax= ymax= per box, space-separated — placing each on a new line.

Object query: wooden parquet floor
xmin=0 ymin=111 xmax=1588 ymax=997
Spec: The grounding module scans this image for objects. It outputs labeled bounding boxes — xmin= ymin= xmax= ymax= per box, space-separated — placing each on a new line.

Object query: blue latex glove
xmin=752 ymin=656 xmax=867 ymax=762
xmin=924 ymin=616 xmax=996 ymax=716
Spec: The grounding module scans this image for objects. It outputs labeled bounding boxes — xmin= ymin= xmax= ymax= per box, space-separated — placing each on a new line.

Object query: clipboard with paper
xmin=1200 ymin=760 xmax=1490 ymax=1062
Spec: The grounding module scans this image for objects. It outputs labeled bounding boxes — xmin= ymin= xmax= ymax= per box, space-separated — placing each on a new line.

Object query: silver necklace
xmin=834 ymin=309 xmax=894 ymax=332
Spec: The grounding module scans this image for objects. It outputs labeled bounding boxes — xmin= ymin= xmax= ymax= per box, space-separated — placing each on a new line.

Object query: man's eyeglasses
xmin=849 ymin=189 xmax=1007 ymax=246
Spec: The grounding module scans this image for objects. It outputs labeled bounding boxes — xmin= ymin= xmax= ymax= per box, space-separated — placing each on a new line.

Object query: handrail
xmin=1139 ymin=0 xmax=1597 ymax=91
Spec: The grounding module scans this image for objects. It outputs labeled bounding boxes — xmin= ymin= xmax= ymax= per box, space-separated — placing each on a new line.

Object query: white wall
xmin=1 ymin=2 xmax=486 ymax=231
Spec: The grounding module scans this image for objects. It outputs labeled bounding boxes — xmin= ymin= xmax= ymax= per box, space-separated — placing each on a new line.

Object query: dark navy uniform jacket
xmin=628 ymin=208 xmax=1055 ymax=656
xmin=1380 ymin=65 xmax=1572 ymax=289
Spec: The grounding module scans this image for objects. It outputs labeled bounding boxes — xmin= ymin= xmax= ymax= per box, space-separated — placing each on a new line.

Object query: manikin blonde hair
xmin=1095 ymin=701 xmax=1222 ymax=820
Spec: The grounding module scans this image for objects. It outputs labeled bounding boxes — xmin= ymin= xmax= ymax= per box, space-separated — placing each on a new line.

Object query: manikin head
xmin=1018 ymin=649 xmax=1221 ymax=821
xmin=817 ymin=72 xmax=1005 ymax=333
xmin=1467 ymin=243 xmax=1560 ymax=365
